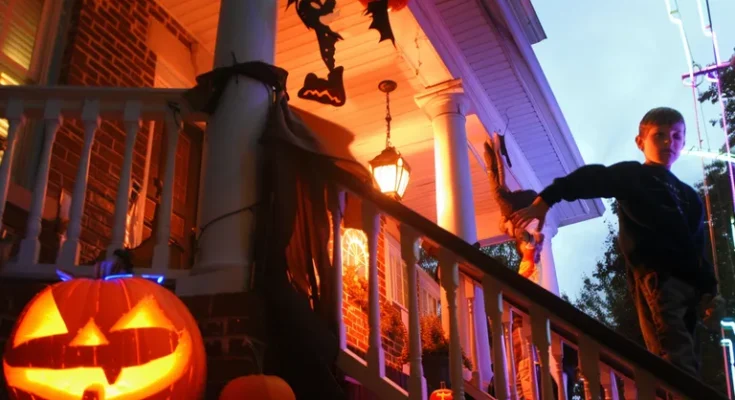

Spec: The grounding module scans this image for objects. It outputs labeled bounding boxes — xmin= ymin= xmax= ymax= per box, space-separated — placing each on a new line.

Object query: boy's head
xmin=635 ymin=107 xmax=686 ymax=169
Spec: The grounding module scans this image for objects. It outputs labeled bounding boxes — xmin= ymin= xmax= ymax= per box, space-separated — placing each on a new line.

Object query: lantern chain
xmin=385 ymin=89 xmax=392 ymax=148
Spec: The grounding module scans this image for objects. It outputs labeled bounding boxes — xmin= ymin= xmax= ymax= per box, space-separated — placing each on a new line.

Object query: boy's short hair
xmin=638 ymin=107 xmax=685 ymax=137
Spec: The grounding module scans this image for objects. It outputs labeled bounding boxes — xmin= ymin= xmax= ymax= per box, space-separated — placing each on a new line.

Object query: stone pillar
xmin=415 ymin=79 xmax=478 ymax=244
xmin=177 ymin=0 xmax=277 ymax=296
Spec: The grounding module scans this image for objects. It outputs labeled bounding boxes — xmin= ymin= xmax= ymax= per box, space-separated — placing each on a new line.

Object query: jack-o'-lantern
xmin=2 ymin=276 xmax=206 ymax=400
xmin=430 ymin=382 xmax=453 ymax=400
xmin=358 ymin=0 xmax=409 ymax=11
xmin=219 ymin=375 xmax=295 ymax=400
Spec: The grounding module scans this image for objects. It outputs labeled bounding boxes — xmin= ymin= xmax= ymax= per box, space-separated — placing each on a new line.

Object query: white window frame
xmin=417 ymin=267 xmax=441 ymax=317
xmin=385 ymin=234 xmax=408 ymax=308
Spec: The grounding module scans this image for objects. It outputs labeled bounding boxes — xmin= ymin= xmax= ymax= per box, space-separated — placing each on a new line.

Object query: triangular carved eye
xmin=70 ymin=319 xmax=109 ymax=347
xmin=110 ymin=296 xmax=175 ymax=331
xmin=13 ymin=288 xmax=69 ymax=348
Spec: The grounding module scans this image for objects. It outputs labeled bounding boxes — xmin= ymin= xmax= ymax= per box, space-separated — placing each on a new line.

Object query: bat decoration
xmin=365 ymin=0 xmax=395 ymax=45
xmin=298 ymin=66 xmax=346 ymax=107
xmin=287 ymin=0 xmax=347 ymax=107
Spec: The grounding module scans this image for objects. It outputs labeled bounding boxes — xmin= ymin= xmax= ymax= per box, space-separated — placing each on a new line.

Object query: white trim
xmin=486 ymin=0 xmax=605 ymax=218
xmin=0 ymin=262 xmax=191 ymax=280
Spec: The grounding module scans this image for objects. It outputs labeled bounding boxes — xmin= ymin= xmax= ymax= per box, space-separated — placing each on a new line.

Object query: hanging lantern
xmin=359 ymin=0 xmax=410 ymax=12
xmin=369 ymin=80 xmax=411 ymax=200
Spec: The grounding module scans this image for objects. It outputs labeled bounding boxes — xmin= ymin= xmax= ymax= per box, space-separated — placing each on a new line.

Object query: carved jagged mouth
xmin=3 ymin=332 xmax=192 ymax=400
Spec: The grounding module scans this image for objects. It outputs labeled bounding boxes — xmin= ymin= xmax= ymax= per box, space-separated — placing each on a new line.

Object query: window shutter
xmin=0 ymin=0 xmax=43 ymax=72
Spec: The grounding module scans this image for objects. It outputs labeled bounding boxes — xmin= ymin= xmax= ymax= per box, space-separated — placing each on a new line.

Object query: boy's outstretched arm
xmin=511 ymin=162 xmax=638 ymax=229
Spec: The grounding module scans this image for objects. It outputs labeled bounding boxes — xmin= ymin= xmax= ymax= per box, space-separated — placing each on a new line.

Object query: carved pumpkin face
xmin=430 ymin=387 xmax=453 ymax=400
xmin=3 ymin=277 xmax=206 ymax=400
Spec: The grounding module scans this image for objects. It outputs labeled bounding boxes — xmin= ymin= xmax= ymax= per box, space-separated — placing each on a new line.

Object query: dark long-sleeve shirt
xmin=539 ymin=161 xmax=717 ymax=295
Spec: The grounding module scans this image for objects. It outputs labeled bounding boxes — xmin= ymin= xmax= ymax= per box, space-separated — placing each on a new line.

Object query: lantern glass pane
xmin=373 ymin=164 xmax=398 ymax=194
xmin=396 ymin=167 xmax=410 ymax=198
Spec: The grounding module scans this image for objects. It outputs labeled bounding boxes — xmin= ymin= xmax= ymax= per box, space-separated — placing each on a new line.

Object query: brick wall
xmin=180 ymin=292 xmax=267 ymax=400
xmin=340 ymin=216 xmax=409 ymax=373
xmin=41 ymin=0 xmax=197 ymax=263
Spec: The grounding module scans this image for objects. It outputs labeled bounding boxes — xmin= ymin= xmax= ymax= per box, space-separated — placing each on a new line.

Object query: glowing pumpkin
xmin=219 ymin=375 xmax=295 ymax=400
xmin=430 ymin=382 xmax=453 ymax=400
xmin=358 ymin=0 xmax=410 ymax=11
xmin=2 ymin=276 xmax=206 ymax=400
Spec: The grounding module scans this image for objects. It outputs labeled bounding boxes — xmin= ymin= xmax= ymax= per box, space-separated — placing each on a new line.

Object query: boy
xmin=510 ymin=107 xmax=718 ymax=376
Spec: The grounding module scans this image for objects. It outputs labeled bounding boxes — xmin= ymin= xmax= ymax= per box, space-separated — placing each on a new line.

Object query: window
xmin=418 ymin=268 xmax=441 ymax=316
xmin=0 ymin=0 xmax=44 ymax=80
xmin=386 ymin=235 xmax=408 ymax=307
xmin=342 ymin=228 xmax=369 ymax=277
xmin=0 ymin=0 xmax=44 ymax=145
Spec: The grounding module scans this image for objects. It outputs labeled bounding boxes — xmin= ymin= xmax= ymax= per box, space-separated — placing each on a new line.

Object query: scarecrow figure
xmin=483 ymin=132 xmax=544 ymax=282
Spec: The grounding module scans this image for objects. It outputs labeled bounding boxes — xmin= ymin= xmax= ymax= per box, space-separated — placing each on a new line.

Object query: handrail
xmin=317 ymin=157 xmax=727 ymax=400
xmin=0 ymin=85 xmax=206 ymax=121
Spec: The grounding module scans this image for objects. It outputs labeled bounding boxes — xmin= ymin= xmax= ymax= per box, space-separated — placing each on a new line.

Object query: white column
xmin=179 ymin=0 xmax=277 ymax=295
xmin=415 ymin=79 xmax=477 ymax=244
xmin=107 ymin=101 xmax=141 ymax=257
xmin=0 ymin=99 xmax=26 ymax=233
xmin=539 ymin=222 xmax=559 ymax=296
xmin=57 ymin=100 xmax=100 ymax=267
xmin=472 ymin=284 xmax=493 ymax=389
xmin=18 ymin=100 xmax=62 ymax=264
xmin=151 ymin=110 xmax=180 ymax=271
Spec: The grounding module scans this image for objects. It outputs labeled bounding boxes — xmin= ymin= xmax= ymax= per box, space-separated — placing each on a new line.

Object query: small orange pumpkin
xmin=2 ymin=276 xmax=206 ymax=399
xmin=219 ymin=375 xmax=295 ymax=400
xmin=358 ymin=0 xmax=410 ymax=12
xmin=430 ymin=382 xmax=453 ymax=400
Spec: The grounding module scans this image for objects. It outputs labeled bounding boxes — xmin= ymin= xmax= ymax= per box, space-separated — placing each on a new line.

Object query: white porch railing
xmin=0 ymin=85 xmax=204 ymax=280
xmin=324 ymin=159 xmax=727 ymax=400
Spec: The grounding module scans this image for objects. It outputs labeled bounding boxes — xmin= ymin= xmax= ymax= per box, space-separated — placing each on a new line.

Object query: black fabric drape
xmin=185 ymin=61 xmax=372 ymax=399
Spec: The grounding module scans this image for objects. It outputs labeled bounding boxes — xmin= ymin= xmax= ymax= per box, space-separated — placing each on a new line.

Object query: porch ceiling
xmin=156 ymin=0 xmax=589 ymax=242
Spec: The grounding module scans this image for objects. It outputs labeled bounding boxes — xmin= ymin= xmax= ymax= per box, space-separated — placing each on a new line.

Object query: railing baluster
xmin=18 ymin=99 xmax=62 ymax=264
xmin=635 ymin=367 xmax=656 ymax=400
xmin=400 ymin=224 xmax=427 ymax=400
xmin=440 ymin=248 xmax=465 ymax=399
xmin=471 ymin=283 xmax=492 ymax=390
xmin=57 ymin=99 xmax=100 ymax=266
xmin=151 ymin=109 xmax=180 ymax=270
xmin=530 ymin=305 xmax=554 ymax=400
xmin=521 ymin=313 xmax=540 ymax=400
xmin=503 ymin=304 xmax=518 ymax=400
xmin=362 ymin=199 xmax=384 ymax=378
xmin=551 ymin=334 xmax=568 ymax=400
xmin=600 ymin=364 xmax=620 ymax=400
xmin=107 ymin=101 xmax=141 ymax=258
xmin=0 ymin=98 xmax=25 ymax=233
xmin=483 ymin=275 xmax=510 ymax=400
xmin=579 ymin=334 xmax=602 ymax=400
xmin=329 ymin=189 xmax=346 ymax=350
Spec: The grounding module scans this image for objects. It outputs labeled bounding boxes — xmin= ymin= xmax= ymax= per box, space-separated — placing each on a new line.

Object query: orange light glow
xmin=69 ymin=319 xmax=109 ymax=347
xmin=110 ymin=296 xmax=175 ymax=332
xmin=3 ymin=331 xmax=193 ymax=400
xmin=12 ymin=288 xmax=68 ymax=348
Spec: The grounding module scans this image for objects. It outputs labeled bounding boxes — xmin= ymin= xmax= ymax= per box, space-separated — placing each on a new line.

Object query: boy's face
xmin=635 ymin=122 xmax=686 ymax=169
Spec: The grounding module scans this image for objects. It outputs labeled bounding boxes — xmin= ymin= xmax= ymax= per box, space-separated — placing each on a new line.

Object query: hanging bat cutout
xmin=365 ymin=0 xmax=395 ymax=45
xmin=298 ymin=66 xmax=346 ymax=107
xmin=287 ymin=0 xmax=347 ymax=107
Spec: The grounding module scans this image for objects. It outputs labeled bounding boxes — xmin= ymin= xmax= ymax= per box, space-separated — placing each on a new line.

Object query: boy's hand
xmin=511 ymin=197 xmax=550 ymax=231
